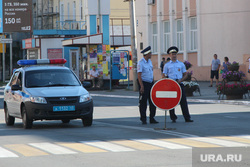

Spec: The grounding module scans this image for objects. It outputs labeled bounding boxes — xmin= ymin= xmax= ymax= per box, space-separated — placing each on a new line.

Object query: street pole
xmin=2 ymin=35 xmax=5 ymax=82
xmin=10 ymin=33 xmax=13 ymax=76
xmin=127 ymin=0 xmax=138 ymax=91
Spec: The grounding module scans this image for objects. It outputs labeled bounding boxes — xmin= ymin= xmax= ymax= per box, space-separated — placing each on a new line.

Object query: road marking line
xmin=57 ymin=142 xmax=107 ymax=153
xmin=161 ymin=138 xmax=221 ymax=148
xmin=29 ymin=143 xmax=77 ymax=155
xmin=95 ymin=121 xmax=198 ymax=138
xmin=156 ymin=91 xmax=177 ymax=98
xmin=0 ymin=147 xmax=18 ymax=158
xmin=189 ymin=137 xmax=250 ymax=147
xmin=214 ymin=136 xmax=250 ymax=144
xmin=236 ymin=135 xmax=250 ymax=140
xmin=82 ymin=141 xmax=135 ymax=152
xmin=111 ymin=140 xmax=164 ymax=151
xmin=4 ymin=144 xmax=48 ymax=157
xmin=134 ymin=139 xmax=191 ymax=149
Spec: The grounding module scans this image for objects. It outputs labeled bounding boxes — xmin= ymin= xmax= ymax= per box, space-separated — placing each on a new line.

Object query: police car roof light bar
xmin=17 ymin=59 xmax=67 ymax=66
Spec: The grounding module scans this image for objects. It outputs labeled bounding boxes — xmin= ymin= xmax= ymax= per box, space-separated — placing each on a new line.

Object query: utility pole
xmin=125 ymin=0 xmax=138 ymax=91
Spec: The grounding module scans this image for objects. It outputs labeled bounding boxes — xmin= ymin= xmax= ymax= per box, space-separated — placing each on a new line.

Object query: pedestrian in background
xmin=247 ymin=57 xmax=250 ymax=73
xmin=160 ymin=57 xmax=166 ymax=73
xmin=163 ymin=46 xmax=193 ymax=123
xmin=137 ymin=46 xmax=158 ymax=124
xmin=89 ymin=65 xmax=102 ymax=88
xmin=209 ymin=54 xmax=221 ymax=87
xmin=221 ymin=57 xmax=229 ymax=73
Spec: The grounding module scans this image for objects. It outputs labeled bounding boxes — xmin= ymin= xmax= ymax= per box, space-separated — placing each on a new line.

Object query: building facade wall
xmin=135 ymin=0 xmax=250 ymax=81
xmin=200 ymin=0 xmax=250 ymax=67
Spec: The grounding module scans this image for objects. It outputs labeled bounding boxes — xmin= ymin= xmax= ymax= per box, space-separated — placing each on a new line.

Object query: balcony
xmin=33 ymin=21 xmax=86 ymax=36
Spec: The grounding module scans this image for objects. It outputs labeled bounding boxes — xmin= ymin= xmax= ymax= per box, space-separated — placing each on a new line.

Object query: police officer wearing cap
xmin=137 ymin=46 xmax=158 ymax=124
xmin=163 ymin=46 xmax=193 ymax=123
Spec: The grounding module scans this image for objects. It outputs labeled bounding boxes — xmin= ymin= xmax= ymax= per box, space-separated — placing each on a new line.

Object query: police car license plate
xmin=53 ymin=106 xmax=75 ymax=112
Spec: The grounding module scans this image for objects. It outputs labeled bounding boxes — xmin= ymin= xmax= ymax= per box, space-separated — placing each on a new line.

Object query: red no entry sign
xmin=150 ymin=79 xmax=182 ymax=110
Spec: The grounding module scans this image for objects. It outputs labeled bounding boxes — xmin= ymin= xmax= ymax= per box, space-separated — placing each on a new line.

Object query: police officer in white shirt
xmin=163 ymin=46 xmax=193 ymax=123
xmin=137 ymin=46 xmax=158 ymax=124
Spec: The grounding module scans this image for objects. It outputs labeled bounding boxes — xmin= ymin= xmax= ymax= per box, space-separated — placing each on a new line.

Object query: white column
xmin=147 ymin=1 xmax=150 ymax=48
xmin=182 ymin=0 xmax=188 ymax=60
xmin=196 ymin=0 xmax=202 ymax=66
xmin=157 ymin=0 xmax=162 ymax=68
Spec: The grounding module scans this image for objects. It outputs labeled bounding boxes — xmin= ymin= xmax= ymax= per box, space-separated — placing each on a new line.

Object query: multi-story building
xmin=135 ymin=0 xmax=250 ymax=81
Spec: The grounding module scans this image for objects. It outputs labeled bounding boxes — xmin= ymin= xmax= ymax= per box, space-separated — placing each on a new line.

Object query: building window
xmin=152 ymin=23 xmax=157 ymax=53
xmin=67 ymin=3 xmax=70 ymax=20
xmin=190 ymin=17 xmax=197 ymax=51
xmin=176 ymin=19 xmax=183 ymax=52
xmin=164 ymin=21 xmax=171 ymax=53
xmin=80 ymin=0 xmax=83 ymax=20
xmin=60 ymin=3 xmax=64 ymax=22
xmin=73 ymin=1 xmax=76 ymax=21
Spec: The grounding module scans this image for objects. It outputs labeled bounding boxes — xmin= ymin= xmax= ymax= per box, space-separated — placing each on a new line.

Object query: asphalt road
xmin=0 ymin=88 xmax=250 ymax=167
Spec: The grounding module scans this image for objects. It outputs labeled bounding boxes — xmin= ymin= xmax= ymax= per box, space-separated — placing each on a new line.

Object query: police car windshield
xmin=25 ymin=69 xmax=81 ymax=88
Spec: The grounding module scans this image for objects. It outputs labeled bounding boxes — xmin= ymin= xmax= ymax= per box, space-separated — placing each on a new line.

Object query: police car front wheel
xmin=81 ymin=115 xmax=93 ymax=127
xmin=22 ymin=106 xmax=33 ymax=129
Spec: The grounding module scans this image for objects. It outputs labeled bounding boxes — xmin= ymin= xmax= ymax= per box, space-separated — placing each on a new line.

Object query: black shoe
xmin=208 ymin=85 xmax=212 ymax=87
xmin=142 ymin=121 xmax=147 ymax=125
xmin=172 ymin=120 xmax=176 ymax=123
xmin=150 ymin=119 xmax=159 ymax=124
xmin=185 ymin=119 xmax=194 ymax=122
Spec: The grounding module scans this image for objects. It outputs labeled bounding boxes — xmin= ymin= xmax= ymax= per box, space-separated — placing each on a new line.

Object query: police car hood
xmin=26 ymin=86 xmax=88 ymax=97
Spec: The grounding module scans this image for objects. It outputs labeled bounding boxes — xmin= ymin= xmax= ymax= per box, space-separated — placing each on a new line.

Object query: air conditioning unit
xmin=148 ymin=0 xmax=155 ymax=5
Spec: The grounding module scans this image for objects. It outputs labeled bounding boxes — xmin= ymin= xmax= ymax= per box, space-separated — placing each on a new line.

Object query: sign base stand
xmin=154 ymin=110 xmax=176 ymax=131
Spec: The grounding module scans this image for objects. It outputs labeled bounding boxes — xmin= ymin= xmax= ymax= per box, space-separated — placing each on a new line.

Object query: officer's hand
xmin=140 ymin=86 xmax=144 ymax=94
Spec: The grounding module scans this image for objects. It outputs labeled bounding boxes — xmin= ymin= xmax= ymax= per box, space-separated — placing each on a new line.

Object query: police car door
xmin=9 ymin=72 xmax=23 ymax=117
xmin=6 ymin=72 xmax=18 ymax=116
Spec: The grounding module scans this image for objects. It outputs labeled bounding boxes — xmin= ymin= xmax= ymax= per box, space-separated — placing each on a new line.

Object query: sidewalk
xmin=89 ymin=81 xmax=250 ymax=106
xmin=1 ymin=81 xmax=249 ymax=106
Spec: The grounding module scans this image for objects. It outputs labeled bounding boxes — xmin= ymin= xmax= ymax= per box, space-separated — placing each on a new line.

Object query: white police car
xmin=4 ymin=59 xmax=93 ymax=129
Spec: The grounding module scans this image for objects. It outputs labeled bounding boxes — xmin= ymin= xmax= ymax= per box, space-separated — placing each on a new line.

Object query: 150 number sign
xmin=0 ymin=0 xmax=32 ymax=33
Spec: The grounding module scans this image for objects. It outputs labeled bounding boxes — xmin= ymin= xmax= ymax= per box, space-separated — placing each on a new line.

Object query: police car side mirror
xmin=11 ymin=84 xmax=22 ymax=91
xmin=82 ymin=81 xmax=91 ymax=88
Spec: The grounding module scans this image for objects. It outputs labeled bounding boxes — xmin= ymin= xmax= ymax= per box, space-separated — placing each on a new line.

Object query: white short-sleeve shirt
xmin=90 ymin=70 xmax=99 ymax=78
xmin=163 ymin=60 xmax=186 ymax=80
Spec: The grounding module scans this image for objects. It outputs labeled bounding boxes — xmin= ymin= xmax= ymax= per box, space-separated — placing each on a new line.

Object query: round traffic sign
xmin=150 ymin=79 xmax=182 ymax=110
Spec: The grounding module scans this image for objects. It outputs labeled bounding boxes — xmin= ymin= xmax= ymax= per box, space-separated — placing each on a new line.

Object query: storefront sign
xmin=47 ymin=48 xmax=63 ymax=59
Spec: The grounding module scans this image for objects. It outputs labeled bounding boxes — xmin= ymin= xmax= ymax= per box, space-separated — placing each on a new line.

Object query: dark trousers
xmin=138 ymin=81 xmax=156 ymax=122
xmin=169 ymin=83 xmax=191 ymax=121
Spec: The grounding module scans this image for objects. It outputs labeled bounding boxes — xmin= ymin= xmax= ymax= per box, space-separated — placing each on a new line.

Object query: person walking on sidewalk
xmin=137 ymin=46 xmax=158 ymax=125
xmin=163 ymin=46 xmax=193 ymax=123
xmin=209 ymin=54 xmax=221 ymax=87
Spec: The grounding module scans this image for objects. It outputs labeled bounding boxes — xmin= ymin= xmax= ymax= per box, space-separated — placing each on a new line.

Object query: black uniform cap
xmin=167 ymin=46 xmax=179 ymax=54
xmin=141 ymin=46 xmax=151 ymax=55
